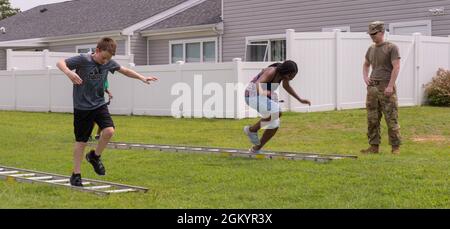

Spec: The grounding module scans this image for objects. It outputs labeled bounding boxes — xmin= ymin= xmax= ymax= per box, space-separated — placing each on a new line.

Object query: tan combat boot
xmin=360 ymin=145 xmax=379 ymax=154
xmin=391 ymin=145 xmax=400 ymax=155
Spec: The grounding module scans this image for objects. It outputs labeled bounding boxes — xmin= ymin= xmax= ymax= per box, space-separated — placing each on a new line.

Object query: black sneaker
xmin=85 ymin=150 xmax=106 ymax=176
xmin=70 ymin=173 xmax=83 ymax=187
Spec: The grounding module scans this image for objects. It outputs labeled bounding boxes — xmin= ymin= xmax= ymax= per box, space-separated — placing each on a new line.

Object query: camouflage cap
xmin=368 ymin=21 xmax=385 ymax=35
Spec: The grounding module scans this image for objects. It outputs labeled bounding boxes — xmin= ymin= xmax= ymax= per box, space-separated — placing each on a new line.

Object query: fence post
xmin=176 ymin=61 xmax=185 ymax=117
xmin=130 ymin=64 xmax=136 ymax=116
xmin=413 ymin=32 xmax=422 ymax=106
xmin=43 ymin=49 xmax=50 ymax=69
xmin=12 ymin=67 xmax=17 ymax=110
xmin=47 ymin=65 xmax=52 ymax=112
xmin=233 ymin=58 xmax=243 ymax=119
xmin=334 ymin=29 xmax=342 ymax=110
xmin=285 ymin=29 xmax=295 ymax=111
xmin=6 ymin=49 xmax=12 ymax=71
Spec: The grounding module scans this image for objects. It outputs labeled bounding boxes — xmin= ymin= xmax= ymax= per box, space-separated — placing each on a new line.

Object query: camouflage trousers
xmin=365 ymin=81 xmax=402 ymax=146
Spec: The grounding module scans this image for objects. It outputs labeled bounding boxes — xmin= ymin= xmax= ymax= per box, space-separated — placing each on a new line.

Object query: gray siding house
xmin=222 ymin=0 xmax=450 ymax=62
xmin=1 ymin=0 xmax=450 ymax=69
xmin=0 ymin=0 xmax=222 ymax=69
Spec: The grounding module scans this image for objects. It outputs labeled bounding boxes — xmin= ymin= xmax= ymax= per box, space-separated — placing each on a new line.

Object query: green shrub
xmin=425 ymin=68 xmax=450 ymax=106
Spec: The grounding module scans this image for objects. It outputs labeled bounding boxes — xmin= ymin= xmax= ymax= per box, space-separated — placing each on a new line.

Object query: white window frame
xmin=389 ymin=20 xmax=432 ymax=36
xmin=76 ymin=44 xmax=96 ymax=54
xmin=169 ymin=37 xmax=218 ymax=64
xmin=245 ymin=34 xmax=286 ymax=62
xmin=321 ymin=26 xmax=351 ymax=32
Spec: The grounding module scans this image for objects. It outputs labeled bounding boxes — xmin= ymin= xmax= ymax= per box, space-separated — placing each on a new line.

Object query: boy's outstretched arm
xmin=56 ymin=59 xmax=83 ymax=85
xmin=117 ymin=66 xmax=158 ymax=84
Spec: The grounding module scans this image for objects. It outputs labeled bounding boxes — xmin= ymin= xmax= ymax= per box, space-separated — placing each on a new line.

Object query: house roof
xmin=142 ymin=0 xmax=221 ymax=31
xmin=0 ymin=0 xmax=188 ymax=42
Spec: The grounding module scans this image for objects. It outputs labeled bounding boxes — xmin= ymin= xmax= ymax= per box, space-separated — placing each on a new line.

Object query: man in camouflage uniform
xmin=361 ymin=21 xmax=402 ymax=155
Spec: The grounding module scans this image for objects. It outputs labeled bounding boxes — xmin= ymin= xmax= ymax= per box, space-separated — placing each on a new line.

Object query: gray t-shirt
xmin=65 ymin=54 xmax=121 ymax=110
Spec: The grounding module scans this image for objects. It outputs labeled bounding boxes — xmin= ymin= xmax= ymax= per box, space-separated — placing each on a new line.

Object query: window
xmin=171 ymin=44 xmax=183 ymax=63
xmin=76 ymin=44 xmax=96 ymax=54
xmin=203 ymin=41 xmax=216 ymax=62
xmin=186 ymin=43 xmax=200 ymax=63
xmin=389 ymin=20 xmax=431 ymax=36
xmin=270 ymin=40 xmax=286 ymax=62
xmin=169 ymin=38 xmax=217 ymax=64
xmin=245 ymin=35 xmax=286 ymax=62
xmin=246 ymin=41 xmax=269 ymax=62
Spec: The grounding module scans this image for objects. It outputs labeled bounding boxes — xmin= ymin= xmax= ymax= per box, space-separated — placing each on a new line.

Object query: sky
xmin=10 ymin=0 xmax=71 ymax=12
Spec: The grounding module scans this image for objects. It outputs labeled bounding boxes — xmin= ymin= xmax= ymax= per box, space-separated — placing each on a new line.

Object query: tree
xmin=0 ymin=0 xmax=20 ymax=20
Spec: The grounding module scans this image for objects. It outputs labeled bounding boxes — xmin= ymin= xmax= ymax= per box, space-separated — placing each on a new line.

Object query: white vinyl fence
xmin=6 ymin=49 xmax=134 ymax=70
xmin=0 ymin=60 xmax=265 ymax=119
xmin=1 ymin=30 xmax=449 ymax=119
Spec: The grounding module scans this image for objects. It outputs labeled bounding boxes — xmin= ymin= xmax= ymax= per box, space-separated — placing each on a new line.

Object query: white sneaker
xmin=244 ymin=125 xmax=260 ymax=145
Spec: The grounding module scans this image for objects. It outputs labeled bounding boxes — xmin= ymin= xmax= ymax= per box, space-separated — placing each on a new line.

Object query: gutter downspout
xmin=213 ymin=22 xmax=224 ymax=62
xmin=126 ymin=34 xmax=132 ymax=56
xmin=124 ymin=34 xmax=135 ymax=65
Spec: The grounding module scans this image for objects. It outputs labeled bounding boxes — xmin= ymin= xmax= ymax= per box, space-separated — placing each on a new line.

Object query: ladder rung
xmin=9 ymin=173 xmax=36 ymax=177
xmin=83 ymin=185 xmax=112 ymax=190
xmin=28 ymin=176 xmax=53 ymax=180
xmin=208 ymin=149 xmax=220 ymax=152
xmin=225 ymin=150 xmax=238 ymax=153
xmin=104 ymin=188 xmax=136 ymax=193
xmin=0 ymin=171 xmax=19 ymax=175
xmin=130 ymin=144 xmax=142 ymax=147
xmin=46 ymin=179 xmax=69 ymax=183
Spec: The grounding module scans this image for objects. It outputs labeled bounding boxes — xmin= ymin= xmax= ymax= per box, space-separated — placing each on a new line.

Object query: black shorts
xmin=74 ymin=105 xmax=115 ymax=142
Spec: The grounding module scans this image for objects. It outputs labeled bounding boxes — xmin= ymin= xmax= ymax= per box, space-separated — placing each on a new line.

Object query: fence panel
xmin=418 ymin=36 xmax=450 ymax=104
xmin=339 ymin=32 xmax=372 ymax=109
xmin=15 ymin=70 xmax=50 ymax=112
xmin=289 ymin=32 xmax=336 ymax=112
xmin=0 ymin=71 xmax=14 ymax=110
xmin=49 ymin=70 xmax=73 ymax=113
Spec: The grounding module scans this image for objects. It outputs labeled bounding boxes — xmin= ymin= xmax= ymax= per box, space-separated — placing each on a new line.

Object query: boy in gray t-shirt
xmin=57 ymin=37 xmax=158 ymax=186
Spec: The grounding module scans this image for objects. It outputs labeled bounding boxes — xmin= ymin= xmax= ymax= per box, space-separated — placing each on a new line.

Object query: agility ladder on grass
xmin=0 ymin=165 xmax=148 ymax=195
xmin=98 ymin=142 xmax=357 ymax=163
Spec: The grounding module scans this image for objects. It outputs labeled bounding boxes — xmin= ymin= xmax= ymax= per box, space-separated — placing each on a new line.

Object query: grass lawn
xmin=0 ymin=106 xmax=448 ymax=208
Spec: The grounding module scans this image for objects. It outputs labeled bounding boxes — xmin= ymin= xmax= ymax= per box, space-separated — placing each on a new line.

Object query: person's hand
xmin=142 ymin=76 xmax=158 ymax=84
xmin=384 ymin=86 xmax=394 ymax=96
xmin=68 ymin=71 xmax=82 ymax=85
xmin=300 ymin=99 xmax=311 ymax=106
xmin=364 ymin=77 xmax=372 ymax=86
